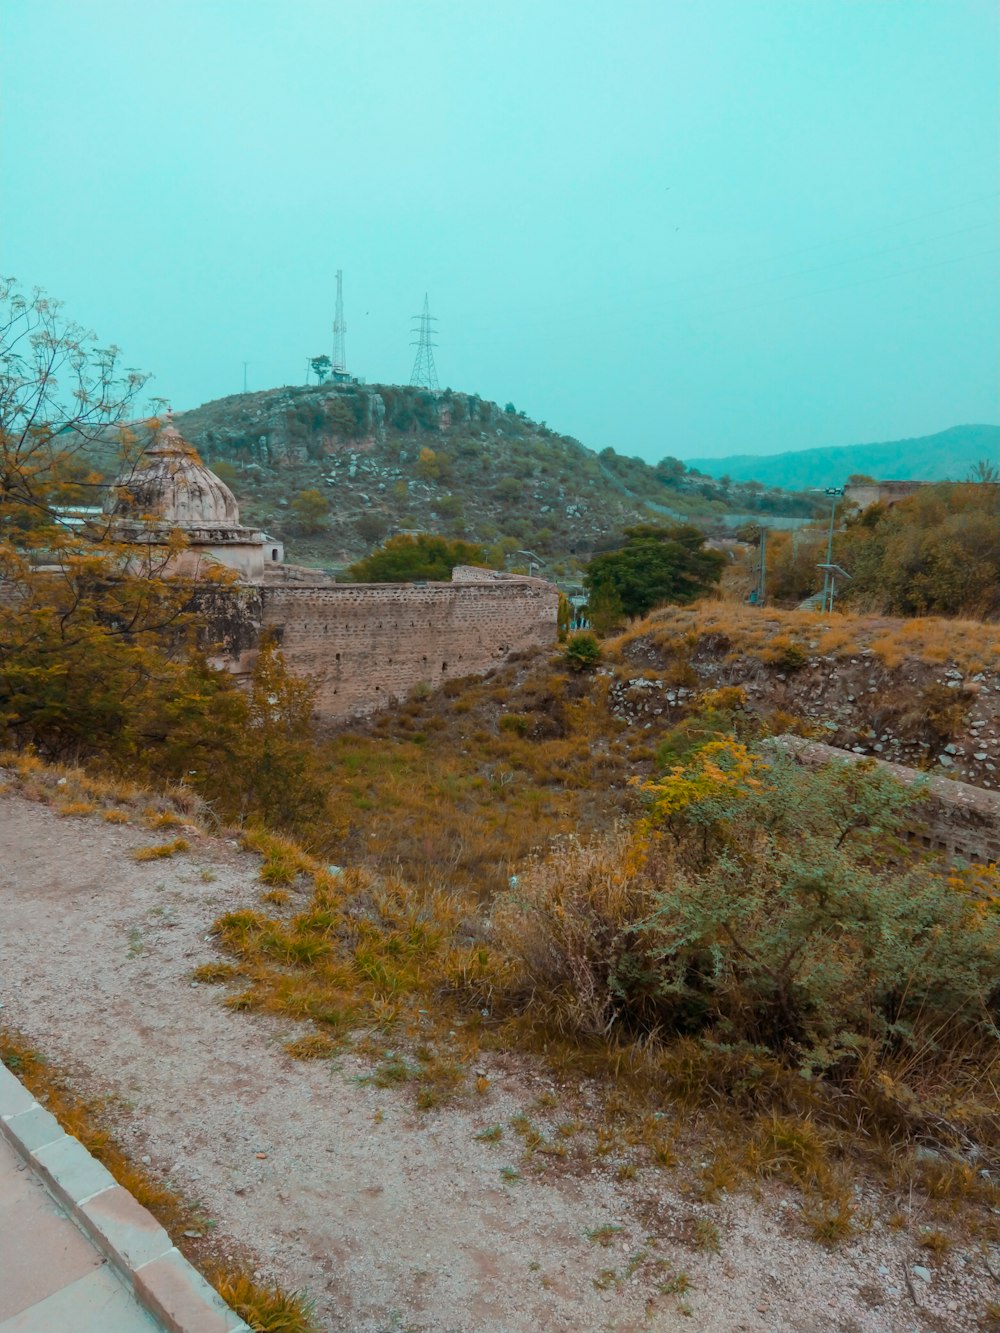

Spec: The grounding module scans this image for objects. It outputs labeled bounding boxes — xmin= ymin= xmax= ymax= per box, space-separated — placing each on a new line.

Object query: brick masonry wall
xmin=772 ymin=736 xmax=1000 ymax=866
xmin=258 ymin=578 xmax=559 ymax=720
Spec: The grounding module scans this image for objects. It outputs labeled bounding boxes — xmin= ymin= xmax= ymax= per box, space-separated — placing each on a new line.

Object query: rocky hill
xmin=686 ymin=423 xmax=1000 ymax=490
xmin=164 ymin=384 xmax=816 ymax=575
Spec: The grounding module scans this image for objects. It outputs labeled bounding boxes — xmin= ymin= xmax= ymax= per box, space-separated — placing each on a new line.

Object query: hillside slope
xmin=686 ymin=423 xmax=1000 ymax=489
xmin=164 ymin=384 xmax=815 ymax=573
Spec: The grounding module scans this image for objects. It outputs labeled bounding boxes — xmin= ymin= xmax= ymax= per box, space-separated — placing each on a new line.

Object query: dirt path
xmin=0 ymin=791 xmax=991 ymax=1332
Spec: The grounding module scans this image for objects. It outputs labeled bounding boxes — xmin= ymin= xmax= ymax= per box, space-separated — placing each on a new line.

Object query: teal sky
xmin=2 ymin=0 xmax=998 ymax=461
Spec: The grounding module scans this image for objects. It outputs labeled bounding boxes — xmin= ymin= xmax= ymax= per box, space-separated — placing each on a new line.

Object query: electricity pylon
xmin=409 ymin=293 xmax=439 ymax=390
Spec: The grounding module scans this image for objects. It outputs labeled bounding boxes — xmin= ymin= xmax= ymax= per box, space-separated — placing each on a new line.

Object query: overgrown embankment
xmin=608 ymin=601 xmax=1000 ymax=788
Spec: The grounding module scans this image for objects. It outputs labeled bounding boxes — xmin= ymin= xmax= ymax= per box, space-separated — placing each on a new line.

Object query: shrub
xmin=563 ymin=632 xmax=602 ymax=672
xmin=497 ymin=745 xmax=1000 ymax=1069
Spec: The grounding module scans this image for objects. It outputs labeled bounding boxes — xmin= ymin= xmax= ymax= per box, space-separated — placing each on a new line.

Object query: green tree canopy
xmin=347 ymin=532 xmax=491 ymax=582
xmin=584 ymin=524 xmax=725 ymax=626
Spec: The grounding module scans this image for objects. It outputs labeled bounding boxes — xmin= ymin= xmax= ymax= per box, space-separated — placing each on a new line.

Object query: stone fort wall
xmin=772 ymin=736 xmax=1000 ymax=866
xmin=256 ymin=576 xmax=559 ymax=721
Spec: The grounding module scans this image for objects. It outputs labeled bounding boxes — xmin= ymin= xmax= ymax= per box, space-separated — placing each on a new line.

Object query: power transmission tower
xmin=332 ymin=269 xmax=347 ymax=374
xmin=409 ymin=293 xmax=439 ymax=390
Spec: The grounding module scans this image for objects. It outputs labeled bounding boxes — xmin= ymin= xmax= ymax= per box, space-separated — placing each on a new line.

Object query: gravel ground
xmin=0 ymin=790 xmax=994 ymax=1332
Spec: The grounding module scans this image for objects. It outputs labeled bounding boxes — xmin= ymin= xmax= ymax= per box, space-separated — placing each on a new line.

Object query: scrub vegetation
xmin=3 ymin=276 xmax=999 ymax=1277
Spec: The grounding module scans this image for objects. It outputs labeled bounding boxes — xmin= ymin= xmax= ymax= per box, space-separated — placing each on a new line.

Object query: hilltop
xmin=162 ymin=383 xmax=816 ymax=574
xmin=686 ymin=423 xmax=1000 ymax=490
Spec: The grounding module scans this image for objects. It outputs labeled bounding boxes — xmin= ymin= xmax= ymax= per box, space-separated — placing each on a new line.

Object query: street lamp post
xmin=816 ymin=487 xmax=844 ymax=613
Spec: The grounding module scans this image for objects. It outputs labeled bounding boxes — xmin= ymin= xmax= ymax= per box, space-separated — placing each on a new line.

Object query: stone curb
xmin=0 ymin=1061 xmax=251 ymax=1332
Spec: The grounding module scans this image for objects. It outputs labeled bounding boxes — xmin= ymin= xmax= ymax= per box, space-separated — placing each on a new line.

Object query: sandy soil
xmin=0 ymin=789 xmax=994 ymax=1332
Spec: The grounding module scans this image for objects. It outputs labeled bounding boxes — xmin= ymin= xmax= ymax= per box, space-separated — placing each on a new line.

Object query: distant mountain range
xmin=685 ymin=424 xmax=1000 ymax=490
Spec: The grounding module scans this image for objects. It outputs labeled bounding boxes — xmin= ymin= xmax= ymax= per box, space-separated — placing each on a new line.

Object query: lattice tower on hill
xmin=409 ymin=293 xmax=439 ymax=390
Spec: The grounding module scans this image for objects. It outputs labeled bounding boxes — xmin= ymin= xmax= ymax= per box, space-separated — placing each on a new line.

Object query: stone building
xmin=106 ymin=424 xmax=560 ymax=721
xmin=105 ymin=425 xmax=283 ymax=578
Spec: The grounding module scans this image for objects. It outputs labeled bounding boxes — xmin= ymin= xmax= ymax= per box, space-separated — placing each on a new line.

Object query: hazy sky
xmin=3 ymin=0 xmax=998 ymax=461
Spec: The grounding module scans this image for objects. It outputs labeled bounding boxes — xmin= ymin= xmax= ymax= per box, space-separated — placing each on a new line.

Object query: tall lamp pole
xmin=818 ymin=486 xmax=845 ymax=612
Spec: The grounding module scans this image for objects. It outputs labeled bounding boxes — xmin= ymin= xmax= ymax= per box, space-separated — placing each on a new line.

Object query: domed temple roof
xmin=104 ymin=419 xmax=283 ymax=580
xmin=105 ymin=424 xmax=241 ymax=528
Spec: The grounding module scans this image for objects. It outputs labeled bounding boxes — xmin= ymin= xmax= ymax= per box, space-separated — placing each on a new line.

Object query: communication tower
xmin=332 ymin=270 xmax=347 ymax=374
xmin=409 ymin=293 xmax=440 ymax=391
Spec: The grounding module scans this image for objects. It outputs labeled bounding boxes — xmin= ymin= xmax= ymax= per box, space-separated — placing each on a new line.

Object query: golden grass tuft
xmin=283 ymin=1033 xmax=338 ymax=1061
xmin=132 ymin=838 xmax=189 ymax=862
xmin=56 ymin=800 xmax=97 ymax=817
xmin=209 ymin=1272 xmax=319 ymax=1333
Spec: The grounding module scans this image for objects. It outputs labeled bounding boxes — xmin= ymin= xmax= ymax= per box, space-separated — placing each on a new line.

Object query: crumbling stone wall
xmin=772 ymin=736 xmax=1000 ymax=865
xmin=843 ymin=480 xmax=924 ymax=513
xmin=257 ymin=577 xmax=558 ymax=720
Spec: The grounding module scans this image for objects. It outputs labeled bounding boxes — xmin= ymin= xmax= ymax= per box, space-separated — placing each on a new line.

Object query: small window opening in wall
xmin=335 ymin=652 xmax=340 ymax=661
xmin=271 ymin=548 xmax=278 ymax=561
xmin=442 ymin=662 xmax=448 ymax=671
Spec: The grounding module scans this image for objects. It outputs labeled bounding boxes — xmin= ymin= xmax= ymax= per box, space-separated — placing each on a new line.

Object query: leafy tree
xmin=212 ymin=459 xmax=239 ymax=486
xmin=0 ymin=280 xmax=335 ymax=845
xmin=0 ymin=277 xmax=148 ymax=538
xmin=355 ymin=512 xmax=388 ymax=545
xmin=584 ymin=524 xmax=725 ymax=627
xmin=654 ymin=456 xmax=686 ymax=486
xmin=763 ymin=526 xmax=828 ymax=605
xmin=290 ymin=487 xmax=329 ymax=534
xmin=415 ymin=446 xmax=442 ymax=481
xmin=309 ymin=354 xmax=331 ymax=383
xmin=347 ymin=533 xmax=490 ymax=582
xmin=323 ymin=396 xmax=358 ymax=437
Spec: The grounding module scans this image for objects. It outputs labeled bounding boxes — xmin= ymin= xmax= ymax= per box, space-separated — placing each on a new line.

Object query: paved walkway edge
xmin=0 ymin=1060 xmax=251 ymax=1333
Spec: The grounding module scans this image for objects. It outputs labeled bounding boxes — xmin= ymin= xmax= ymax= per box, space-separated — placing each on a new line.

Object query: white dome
xmin=106 ymin=426 xmax=241 ymax=528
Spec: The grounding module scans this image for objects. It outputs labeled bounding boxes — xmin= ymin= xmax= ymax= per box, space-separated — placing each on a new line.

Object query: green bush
xmin=563 ymin=632 xmax=602 ymax=672
xmin=497 ymin=746 xmax=1000 ymax=1072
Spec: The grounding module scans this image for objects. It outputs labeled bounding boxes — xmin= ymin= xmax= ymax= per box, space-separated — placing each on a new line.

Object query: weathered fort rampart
xmin=259 ymin=575 xmax=558 ymax=720
xmin=197 ymin=569 xmax=560 ymax=722
xmin=773 ymin=735 xmax=1000 ymax=866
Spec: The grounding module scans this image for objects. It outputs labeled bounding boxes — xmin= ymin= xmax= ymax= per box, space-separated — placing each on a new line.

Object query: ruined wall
xmin=772 ymin=736 xmax=1000 ymax=866
xmin=843 ymin=480 xmax=924 ymax=512
xmin=259 ymin=577 xmax=559 ymax=720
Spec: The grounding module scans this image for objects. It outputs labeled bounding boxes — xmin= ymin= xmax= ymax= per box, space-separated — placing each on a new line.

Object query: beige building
xmin=105 ymin=425 xmax=283 ymax=578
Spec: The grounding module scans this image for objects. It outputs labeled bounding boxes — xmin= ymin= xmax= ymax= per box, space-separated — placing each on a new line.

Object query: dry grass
xmin=0 ymin=1030 xmax=318 ymax=1332
xmin=0 ymin=1030 xmax=198 ymax=1237
xmin=209 ymin=1273 xmax=318 ymax=1333
xmin=132 ymin=838 xmax=189 ymax=862
xmin=608 ymin=600 xmax=1000 ymax=676
xmin=0 ymin=751 xmax=206 ymax=827
xmin=7 ymin=634 xmax=998 ymax=1245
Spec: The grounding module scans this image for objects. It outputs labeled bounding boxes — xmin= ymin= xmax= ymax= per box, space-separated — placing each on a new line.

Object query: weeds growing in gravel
xmin=0 ymin=1031 xmax=318 ymax=1333
xmin=210 ymin=1273 xmax=318 ymax=1333
xmin=133 ymin=838 xmax=189 ymax=861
